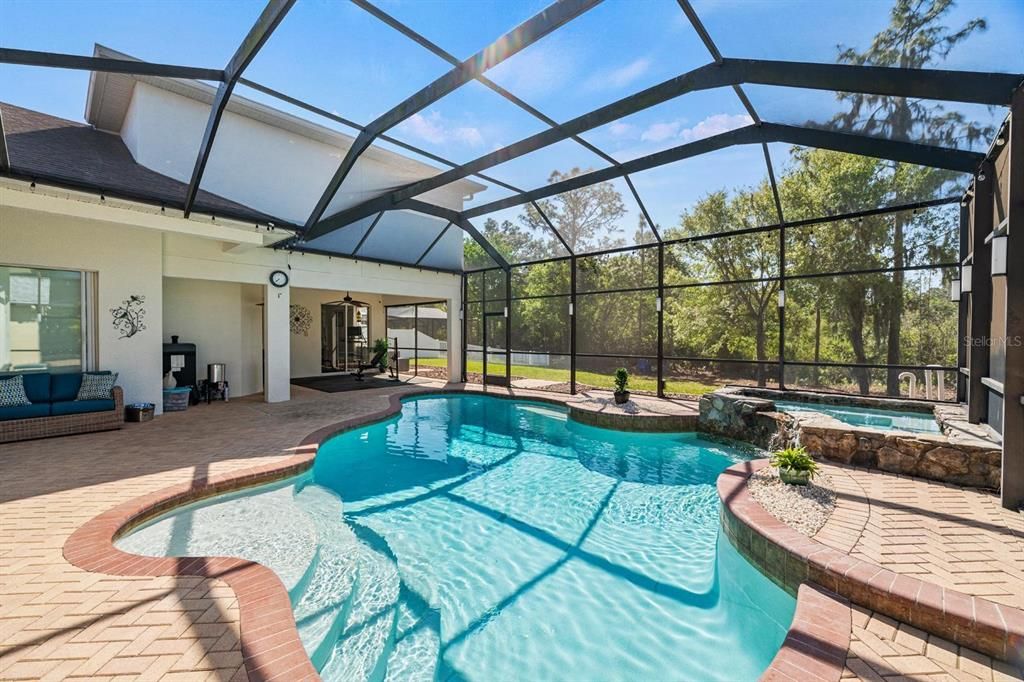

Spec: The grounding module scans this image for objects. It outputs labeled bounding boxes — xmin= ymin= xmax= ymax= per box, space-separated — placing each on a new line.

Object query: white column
xmin=264 ymin=283 xmax=290 ymax=402
xmin=447 ymin=294 xmax=462 ymax=384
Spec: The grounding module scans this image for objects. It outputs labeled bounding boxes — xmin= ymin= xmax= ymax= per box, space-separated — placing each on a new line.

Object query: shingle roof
xmin=0 ymin=101 xmax=284 ymax=226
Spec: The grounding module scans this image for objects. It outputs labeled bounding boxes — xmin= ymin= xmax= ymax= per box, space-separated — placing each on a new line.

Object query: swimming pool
xmin=117 ymin=394 xmax=795 ymax=681
xmin=775 ymin=400 xmax=941 ymax=434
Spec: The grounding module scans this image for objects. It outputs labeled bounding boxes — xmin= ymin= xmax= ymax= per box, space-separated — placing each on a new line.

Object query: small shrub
xmin=373 ymin=338 xmax=390 ymax=368
xmin=614 ymin=368 xmax=629 ymax=393
xmin=770 ymin=446 xmax=819 ymax=477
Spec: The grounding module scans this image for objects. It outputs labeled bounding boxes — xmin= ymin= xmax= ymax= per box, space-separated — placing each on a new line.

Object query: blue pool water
xmin=775 ymin=400 xmax=941 ymax=434
xmin=117 ymin=395 xmax=795 ymax=681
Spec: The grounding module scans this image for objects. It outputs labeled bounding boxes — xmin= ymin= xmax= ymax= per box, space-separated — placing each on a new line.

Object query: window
xmin=0 ymin=265 xmax=92 ymax=373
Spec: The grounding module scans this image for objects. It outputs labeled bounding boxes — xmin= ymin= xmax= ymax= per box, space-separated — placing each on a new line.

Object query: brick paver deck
xmin=844 ymin=606 xmax=1023 ymax=681
xmin=3 ymin=381 xmax=1021 ymax=681
xmin=0 ymin=381 xmax=443 ymax=681
xmin=814 ymin=463 xmax=1024 ymax=610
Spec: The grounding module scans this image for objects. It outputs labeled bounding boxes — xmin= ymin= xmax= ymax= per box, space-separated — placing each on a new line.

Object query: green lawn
xmin=413 ymin=358 xmax=718 ymax=396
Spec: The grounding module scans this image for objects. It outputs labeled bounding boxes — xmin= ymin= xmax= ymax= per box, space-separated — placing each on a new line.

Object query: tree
xmin=663 ymin=184 xmax=780 ymax=386
xmin=523 ymin=168 xmax=627 ymax=253
xmin=781 ymin=148 xmax=957 ymax=393
xmin=827 ymin=0 xmax=989 ymax=394
xmin=463 ymin=217 xmax=546 ymax=270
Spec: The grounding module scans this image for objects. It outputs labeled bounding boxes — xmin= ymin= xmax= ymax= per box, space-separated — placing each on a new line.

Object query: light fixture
xmin=978 ymin=171 xmax=987 ymax=181
xmin=778 ymin=290 xmax=786 ymax=308
xmin=996 ymin=135 xmax=1006 ymax=146
xmin=503 ymin=306 xmax=508 ymax=318
xmin=949 ymin=278 xmax=961 ymax=302
xmin=961 ymin=264 xmax=973 ymax=293
xmin=655 ymin=296 xmax=662 ymax=312
xmin=568 ymin=302 xmax=574 ymax=316
xmin=991 ymin=233 xmax=1008 ymax=276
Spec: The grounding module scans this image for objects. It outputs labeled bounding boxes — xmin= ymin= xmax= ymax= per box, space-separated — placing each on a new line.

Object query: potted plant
xmin=613 ymin=368 xmax=630 ymax=404
xmin=770 ymin=446 xmax=819 ymax=486
xmin=372 ymin=338 xmax=390 ymax=370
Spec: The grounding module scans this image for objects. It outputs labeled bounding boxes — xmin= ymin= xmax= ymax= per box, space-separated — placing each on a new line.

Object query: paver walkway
xmin=814 ymin=463 xmax=1024 ymax=610
xmin=0 ymin=382 xmax=442 ymax=681
xmin=844 ymin=606 xmax=1023 ymax=681
xmin=2 ymin=381 xmax=1021 ymax=681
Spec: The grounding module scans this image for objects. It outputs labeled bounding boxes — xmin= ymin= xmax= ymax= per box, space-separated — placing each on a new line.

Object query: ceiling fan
xmin=326 ymin=292 xmax=369 ymax=307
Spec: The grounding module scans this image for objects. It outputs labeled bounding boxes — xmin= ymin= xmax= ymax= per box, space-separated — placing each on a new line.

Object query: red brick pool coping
xmin=761 ymin=584 xmax=851 ymax=682
xmin=63 ymin=391 xmax=419 ymax=681
xmin=718 ymin=459 xmax=1024 ymax=671
xmin=60 ymin=387 xmax=904 ymax=682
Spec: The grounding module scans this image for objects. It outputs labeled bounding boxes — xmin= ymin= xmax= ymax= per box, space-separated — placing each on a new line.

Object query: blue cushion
xmin=0 ymin=372 xmax=50 ymax=402
xmin=50 ymin=373 xmax=84 ymax=402
xmin=50 ymin=400 xmax=115 ymax=416
xmin=0 ymin=403 xmax=51 ymax=421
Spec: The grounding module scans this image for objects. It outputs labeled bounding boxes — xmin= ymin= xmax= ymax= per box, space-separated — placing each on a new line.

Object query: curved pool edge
xmin=59 ymin=387 xmax=719 ymax=682
xmin=63 ymin=390 xmax=422 ymax=682
xmin=717 ymin=460 xmax=1024 ymax=674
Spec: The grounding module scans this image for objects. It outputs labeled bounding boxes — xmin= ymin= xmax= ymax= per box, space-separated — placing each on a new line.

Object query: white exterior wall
xmin=2 ymin=192 xmax=463 ymax=412
xmin=163 ymin=278 xmax=264 ymax=397
xmin=0 ymin=205 xmax=164 ymax=411
xmin=120 ymin=83 xmax=472 ymax=226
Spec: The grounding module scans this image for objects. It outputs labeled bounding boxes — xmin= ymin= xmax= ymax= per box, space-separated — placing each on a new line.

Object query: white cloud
xmin=397 ymin=111 xmax=485 ymax=148
xmin=639 ymin=113 xmax=753 ymax=145
xmin=485 ymin=39 xmax=577 ymax=98
xmin=584 ymin=57 xmax=651 ymax=92
xmin=641 ymin=121 xmax=682 ymax=143
xmin=606 ymin=58 xmax=651 ymax=88
xmin=678 ymin=113 xmax=754 ymax=142
xmin=608 ymin=121 xmax=635 ymax=137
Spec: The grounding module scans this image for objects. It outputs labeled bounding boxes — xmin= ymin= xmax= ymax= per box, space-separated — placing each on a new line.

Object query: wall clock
xmin=269 ymin=270 xmax=289 ymax=288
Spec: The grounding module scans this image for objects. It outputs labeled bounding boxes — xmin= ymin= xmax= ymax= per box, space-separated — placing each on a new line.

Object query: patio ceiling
xmin=1 ymin=0 xmax=1021 ymax=273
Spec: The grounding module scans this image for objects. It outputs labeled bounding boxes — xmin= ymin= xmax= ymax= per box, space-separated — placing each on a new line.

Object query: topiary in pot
xmin=770 ymin=446 xmax=819 ymax=486
xmin=613 ymin=368 xmax=630 ymax=404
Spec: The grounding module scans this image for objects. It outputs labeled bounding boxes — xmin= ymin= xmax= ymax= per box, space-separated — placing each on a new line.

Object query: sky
xmin=2 ymin=0 xmax=1022 ymax=247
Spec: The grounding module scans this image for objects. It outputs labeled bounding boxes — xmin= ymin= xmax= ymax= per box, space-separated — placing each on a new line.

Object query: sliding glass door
xmin=0 ymin=265 xmax=91 ymax=373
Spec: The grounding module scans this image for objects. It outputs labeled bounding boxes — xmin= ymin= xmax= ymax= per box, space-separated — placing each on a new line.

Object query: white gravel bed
xmin=748 ymin=467 xmax=836 ymax=537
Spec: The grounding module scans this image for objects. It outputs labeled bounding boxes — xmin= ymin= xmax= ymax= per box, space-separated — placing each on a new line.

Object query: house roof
xmin=0 ymin=101 xmax=283 ymax=225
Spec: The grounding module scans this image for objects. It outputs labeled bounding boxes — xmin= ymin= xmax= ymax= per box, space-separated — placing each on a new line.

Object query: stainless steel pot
xmin=208 ymin=363 xmax=226 ymax=384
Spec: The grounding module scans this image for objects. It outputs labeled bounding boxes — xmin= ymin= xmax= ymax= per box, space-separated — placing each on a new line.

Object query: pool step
xmin=115 ymin=481 xmax=317 ymax=595
xmin=319 ymin=529 xmax=402 ymax=682
xmin=384 ymin=596 xmax=442 ymax=682
xmin=292 ymin=485 xmax=362 ymax=669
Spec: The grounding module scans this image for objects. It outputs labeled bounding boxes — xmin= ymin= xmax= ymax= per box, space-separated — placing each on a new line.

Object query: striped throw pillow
xmin=76 ymin=372 xmax=118 ymax=401
xmin=0 ymin=375 xmax=32 ymax=407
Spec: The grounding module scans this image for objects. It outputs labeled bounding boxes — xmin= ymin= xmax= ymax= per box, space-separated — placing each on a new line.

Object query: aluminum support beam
xmin=303 ymin=0 xmax=602 ymax=232
xmin=968 ymin=165 xmax=993 ymax=423
xmin=464 ymin=124 xmax=980 ymax=218
xmin=0 ymin=107 xmax=9 ymax=171
xmin=1001 ymin=86 xmax=1024 ymax=510
xmin=397 ymin=200 xmax=510 ymax=270
xmin=182 ymin=0 xmax=295 ymax=217
xmin=309 ymin=59 xmax=1015 ymax=238
xmin=0 ymin=47 xmax=226 ymax=81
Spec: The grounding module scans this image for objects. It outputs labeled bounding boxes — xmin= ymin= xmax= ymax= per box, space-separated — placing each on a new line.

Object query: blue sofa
xmin=0 ymin=371 xmax=124 ymax=443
